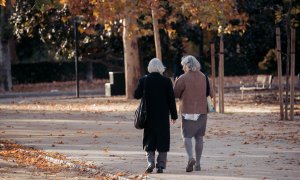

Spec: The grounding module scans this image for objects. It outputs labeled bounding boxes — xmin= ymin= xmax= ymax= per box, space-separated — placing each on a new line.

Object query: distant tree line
xmin=0 ymin=0 xmax=299 ymax=90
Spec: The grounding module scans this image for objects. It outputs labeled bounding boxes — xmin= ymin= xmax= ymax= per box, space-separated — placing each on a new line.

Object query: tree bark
xmin=210 ymin=43 xmax=216 ymax=108
xmin=285 ymin=23 xmax=291 ymax=120
xmin=0 ymin=3 xmax=13 ymax=91
xmin=0 ymin=39 xmax=10 ymax=91
xmin=218 ymin=0 xmax=225 ymax=113
xmin=152 ymin=8 xmax=162 ymax=60
xmin=199 ymin=27 xmax=204 ymax=62
xmin=276 ymin=27 xmax=284 ymax=120
xmin=290 ymin=27 xmax=295 ymax=121
xmin=284 ymin=1 xmax=294 ymax=120
xmin=123 ymin=16 xmax=141 ymax=99
xmin=218 ymin=37 xmax=224 ymax=113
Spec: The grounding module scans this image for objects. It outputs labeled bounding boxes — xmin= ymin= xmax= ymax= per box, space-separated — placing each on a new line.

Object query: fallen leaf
xmin=103 ymin=147 xmax=109 ymax=153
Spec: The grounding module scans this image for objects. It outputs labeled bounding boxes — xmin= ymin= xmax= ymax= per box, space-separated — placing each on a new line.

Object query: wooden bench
xmin=240 ymin=75 xmax=273 ymax=99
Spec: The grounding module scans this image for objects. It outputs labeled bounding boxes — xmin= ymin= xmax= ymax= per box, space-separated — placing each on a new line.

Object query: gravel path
xmin=0 ymin=95 xmax=299 ymax=179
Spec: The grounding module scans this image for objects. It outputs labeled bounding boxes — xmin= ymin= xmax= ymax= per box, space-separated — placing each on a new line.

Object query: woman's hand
xmin=170 ymin=119 xmax=176 ymax=124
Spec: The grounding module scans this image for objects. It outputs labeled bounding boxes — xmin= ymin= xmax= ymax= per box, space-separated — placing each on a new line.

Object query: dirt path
xmin=0 ymin=92 xmax=300 ymax=179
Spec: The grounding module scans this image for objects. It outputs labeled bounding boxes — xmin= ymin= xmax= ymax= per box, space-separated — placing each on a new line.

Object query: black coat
xmin=134 ymin=72 xmax=178 ymax=152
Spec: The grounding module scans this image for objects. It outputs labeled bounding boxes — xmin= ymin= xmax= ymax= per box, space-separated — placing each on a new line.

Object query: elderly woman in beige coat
xmin=174 ymin=55 xmax=213 ymax=172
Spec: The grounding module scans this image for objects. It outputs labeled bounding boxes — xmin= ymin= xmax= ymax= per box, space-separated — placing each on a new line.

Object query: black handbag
xmin=134 ymin=78 xmax=147 ymax=129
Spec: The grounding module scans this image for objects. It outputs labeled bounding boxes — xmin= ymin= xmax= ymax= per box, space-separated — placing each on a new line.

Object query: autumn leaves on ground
xmin=0 ymin=139 xmax=120 ymax=180
xmin=0 ymin=80 xmax=299 ymax=179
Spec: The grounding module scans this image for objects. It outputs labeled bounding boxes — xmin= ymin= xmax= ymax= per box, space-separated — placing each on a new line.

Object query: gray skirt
xmin=181 ymin=114 xmax=207 ymax=138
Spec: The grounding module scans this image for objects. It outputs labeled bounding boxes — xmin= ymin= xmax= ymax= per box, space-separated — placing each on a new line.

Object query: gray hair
xmin=147 ymin=58 xmax=165 ymax=74
xmin=181 ymin=55 xmax=201 ymax=71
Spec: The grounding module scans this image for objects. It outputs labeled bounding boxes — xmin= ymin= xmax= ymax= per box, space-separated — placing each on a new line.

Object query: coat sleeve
xmin=173 ymin=75 xmax=184 ymax=99
xmin=134 ymin=78 xmax=144 ymax=99
xmin=167 ymin=78 xmax=178 ymax=120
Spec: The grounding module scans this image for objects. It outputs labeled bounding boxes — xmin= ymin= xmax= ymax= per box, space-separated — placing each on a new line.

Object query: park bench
xmin=240 ymin=75 xmax=273 ymax=99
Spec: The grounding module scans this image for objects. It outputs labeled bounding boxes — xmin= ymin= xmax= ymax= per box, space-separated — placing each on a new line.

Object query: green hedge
xmin=12 ymin=61 xmax=108 ymax=84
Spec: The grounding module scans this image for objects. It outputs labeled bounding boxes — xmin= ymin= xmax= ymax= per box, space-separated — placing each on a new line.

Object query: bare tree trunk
xmin=152 ymin=8 xmax=162 ymax=60
xmin=285 ymin=23 xmax=291 ymax=120
xmin=218 ymin=37 xmax=224 ymax=113
xmin=210 ymin=43 xmax=216 ymax=108
xmin=0 ymin=45 xmax=12 ymax=92
xmin=290 ymin=27 xmax=295 ymax=121
xmin=123 ymin=16 xmax=141 ymax=99
xmin=0 ymin=3 xmax=13 ymax=91
xmin=199 ymin=28 xmax=204 ymax=62
xmin=276 ymin=27 xmax=284 ymax=120
xmin=0 ymin=39 xmax=10 ymax=91
xmin=218 ymin=1 xmax=225 ymax=113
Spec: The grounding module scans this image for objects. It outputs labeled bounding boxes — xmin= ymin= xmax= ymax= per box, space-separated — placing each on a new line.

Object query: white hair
xmin=147 ymin=58 xmax=165 ymax=74
xmin=181 ymin=55 xmax=201 ymax=71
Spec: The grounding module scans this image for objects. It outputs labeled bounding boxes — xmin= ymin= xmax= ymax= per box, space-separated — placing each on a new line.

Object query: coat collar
xmin=148 ymin=72 xmax=162 ymax=77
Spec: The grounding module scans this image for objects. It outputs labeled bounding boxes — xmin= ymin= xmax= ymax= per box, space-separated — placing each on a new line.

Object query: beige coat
xmin=174 ymin=71 xmax=213 ymax=114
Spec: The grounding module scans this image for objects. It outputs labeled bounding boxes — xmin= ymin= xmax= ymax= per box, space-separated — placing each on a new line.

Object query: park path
xmin=0 ymin=96 xmax=299 ymax=179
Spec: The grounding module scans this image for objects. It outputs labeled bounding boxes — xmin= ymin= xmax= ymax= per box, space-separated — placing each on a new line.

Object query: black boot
xmin=156 ymin=167 xmax=163 ymax=173
xmin=145 ymin=163 xmax=155 ymax=173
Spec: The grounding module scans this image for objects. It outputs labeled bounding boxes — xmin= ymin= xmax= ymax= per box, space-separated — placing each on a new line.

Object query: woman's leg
xmin=182 ymin=119 xmax=196 ymax=172
xmin=183 ymin=138 xmax=193 ymax=160
xmin=157 ymin=151 xmax=167 ymax=169
xmin=184 ymin=137 xmax=196 ymax=172
xmin=145 ymin=151 xmax=155 ymax=173
xmin=146 ymin=151 xmax=155 ymax=165
xmin=195 ymin=135 xmax=203 ymax=169
xmin=194 ymin=114 xmax=207 ymax=170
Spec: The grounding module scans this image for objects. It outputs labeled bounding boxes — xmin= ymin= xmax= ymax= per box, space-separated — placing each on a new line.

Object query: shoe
xmin=186 ymin=158 xmax=196 ymax=172
xmin=145 ymin=163 xmax=155 ymax=173
xmin=195 ymin=165 xmax=201 ymax=171
xmin=156 ymin=167 xmax=163 ymax=173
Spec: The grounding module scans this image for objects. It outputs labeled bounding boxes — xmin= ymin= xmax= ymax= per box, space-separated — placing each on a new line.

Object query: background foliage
xmin=1 ymin=0 xmax=299 ymax=83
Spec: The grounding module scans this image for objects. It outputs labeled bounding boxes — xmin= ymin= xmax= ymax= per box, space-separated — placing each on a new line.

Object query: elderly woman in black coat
xmin=134 ymin=58 xmax=178 ymax=174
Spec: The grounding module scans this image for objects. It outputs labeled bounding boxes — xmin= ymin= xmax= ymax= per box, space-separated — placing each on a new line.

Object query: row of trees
xmin=0 ymin=0 xmax=248 ymax=94
xmin=0 ymin=0 xmax=299 ymax=117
